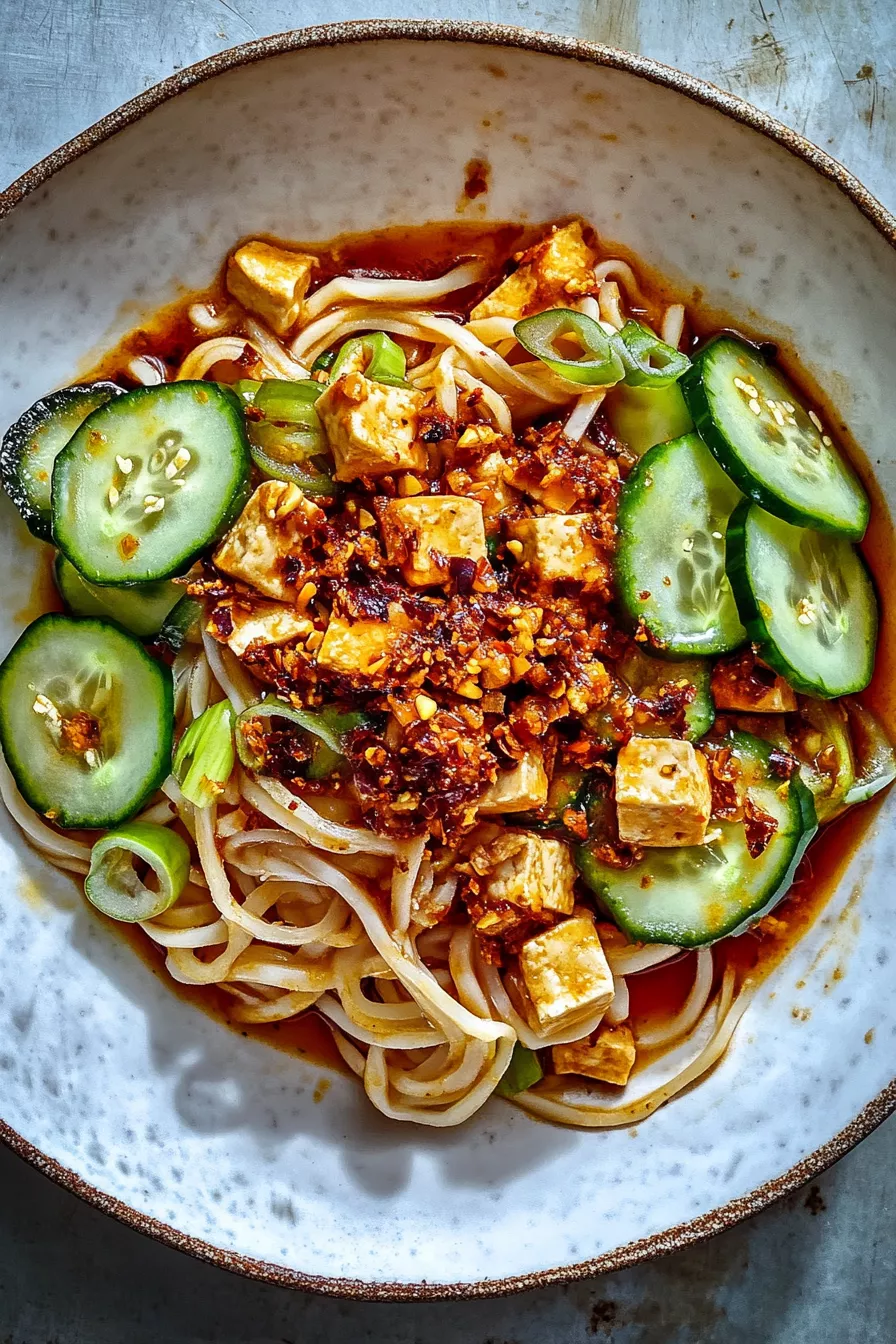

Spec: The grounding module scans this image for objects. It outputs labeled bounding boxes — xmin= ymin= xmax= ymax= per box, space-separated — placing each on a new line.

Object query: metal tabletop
xmin=0 ymin=1 xmax=893 ymax=1339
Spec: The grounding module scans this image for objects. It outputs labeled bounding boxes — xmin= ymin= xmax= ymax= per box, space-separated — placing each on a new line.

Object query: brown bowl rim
xmin=1 ymin=16 xmax=894 ymax=1302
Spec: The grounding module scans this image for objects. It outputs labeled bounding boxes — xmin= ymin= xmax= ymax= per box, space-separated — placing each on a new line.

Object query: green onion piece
xmin=232 ymin=379 xmax=262 ymax=405
xmin=173 ymin=700 xmax=235 ymax=808
xmin=843 ymin=701 xmax=896 ymax=806
xmin=330 ymin=331 xmax=408 ymax=386
xmin=249 ymin=440 xmax=335 ymax=497
xmin=253 ymin=378 xmax=324 ymax=429
xmin=235 ymin=700 xmax=366 ymax=776
xmin=311 ymin=350 xmax=338 ymax=373
xmin=496 ymin=1043 xmax=544 ymax=1098
xmin=157 ymin=596 xmax=204 ymax=653
xmin=514 ymin=308 xmax=625 ymax=387
xmin=612 ymin=320 xmax=692 ymax=388
xmin=84 ymin=821 xmax=190 ymax=922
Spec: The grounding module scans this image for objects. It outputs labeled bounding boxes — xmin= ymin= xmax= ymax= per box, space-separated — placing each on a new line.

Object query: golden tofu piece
xmin=711 ymin=653 xmax=797 ymax=713
xmin=381 ymin=496 xmax=486 ymax=587
xmin=552 ymin=1022 xmax=636 ymax=1086
xmin=316 ymin=372 xmax=426 ymax=481
xmin=507 ymin=514 xmax=608 ymax=592
xmin=479 ymin=750 xmax=548 ymax=814
xmin=470 ymin=221 xmax=596 ymax=321
xmin=214 ymin=481 xmax=323 ymax=601
xmin=483 ymin=832 xmax=576 ymax=917
xmin=221 ymin=603 xmax=313 ymax=658
xmin=226 ymin=241 xmax=316 ymax=336
xmin=519 ymin=913 xmax=615 ymax=1030
xmin=316 ymin=612 xmax=402 ymax=676
xmin=615 ymin=737 xmax=712 ymax=847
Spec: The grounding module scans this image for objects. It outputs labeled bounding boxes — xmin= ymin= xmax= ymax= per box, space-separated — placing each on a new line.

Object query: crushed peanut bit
xmin=415 ymin=694 xmax=438 ymax=721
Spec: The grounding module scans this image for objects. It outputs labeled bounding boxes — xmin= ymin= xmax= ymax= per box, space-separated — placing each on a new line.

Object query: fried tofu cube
xmin=552 ymin=1022 xmax=636 ymax=1086
xmin=470 ymin=221 xmax=596 ymax=321
xmin=226 ymin=241 xmax=316 ymax=336
xmin=479 ymin=750 xmax=548 ymax=814
xmin=483 ymin=832 xmax=576 ymax=917
xmin=214 ymin=481 xmax=324 ymax=601
xmin=316 ymin=372 xmax=426 ymax=481
xmin=316 ymin=613 xmax=401 ymax=676
xmin=507 ymin=514 xmax=608 ymax=592
xmin=519 ymin=914 xmax=615 ymax=1030
xmin=711 ymin=652 xmax=797 ymax=713
xmin=615 ymin=737 xmax=712 ymax=847
xmin=380 ymin=496 xmax=486 ymax=587
xmin=221 ymin=603 xmax=313 ymax=657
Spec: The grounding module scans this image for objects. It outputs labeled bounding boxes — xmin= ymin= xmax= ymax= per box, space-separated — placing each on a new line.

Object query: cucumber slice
xmin=616 ymin=433 xmax=746 ymax=656
xmin=681 ymin=336 xmax=868 ymax=539
xmin=157 ymin=595 xmax=204 ymax=652
xmin=789 ymin=700 xmax=855 ymax=823
xmin=619 ymin=648 xmax=714 ymax=741
xmin=54 ymin=554 xmax=181 ymax=639
xmin=1 ymin=382 xmax=124 ymax=539
xmin=52 ymin=382 xmax=250 ymax=584
xmin=842 ymin=701 xmax=896 ymax=806
xmin=726 ymin=501 xmax=877 ymax=698
xmin=507 ymin=766 xmax=589 ymax=834
xmin=0 ymin=614 xmax=173 ymax=828
xmin=576 ymin=731 xmax=817 ymax=947
xmin=604 ymin=382 xmax=694 ymax=458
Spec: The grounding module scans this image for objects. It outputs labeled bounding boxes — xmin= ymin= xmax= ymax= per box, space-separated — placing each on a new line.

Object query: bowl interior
xmin=0 ymin=33 xmax=895 ymax=1293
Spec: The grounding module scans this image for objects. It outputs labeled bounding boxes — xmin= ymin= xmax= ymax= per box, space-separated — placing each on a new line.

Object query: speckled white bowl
xmin=1 ymin=21 xmax=895 ymax=1299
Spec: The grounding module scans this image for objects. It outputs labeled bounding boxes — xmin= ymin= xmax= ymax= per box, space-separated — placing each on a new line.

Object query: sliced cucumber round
xmin=52 ymin=382 xmax=250 ymax=585
xmin=54 ymin=554 xmax=181 ymax=639
xmin=576 ymin=731 xmax=817 ymax=947
xmin=726 ymin=501 xmax=878 ymax=698
xmin=0 ymin=614 xmax=173 ymax=828
xmin=618 ymin=647 xmax=714 ymax=741
xmin=1 ymin=382 xmax=124 ymax=539
xmin=681 ymin=336 xmax=868 ymax=540
xmin=616 ymin=433 xmax=746 ymax=656
xmin=157 ymin=595 xmax=204 ymax=652
xmin=842 ymin=700 xmax=896 ymax=806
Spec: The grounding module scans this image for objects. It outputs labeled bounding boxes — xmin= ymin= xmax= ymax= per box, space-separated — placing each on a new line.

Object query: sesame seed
xmin=796 ymin=596 xmax=817 ymax=625
xmin=115 ymin=455 xmax=133 ymax=474
xmin=711 ymin=531 xmax=723 ymax=540
xmin=783 ymin=402 xmax=795 ymax=413
xmin=84 ymin=749 xmax=98 ymax=768
xmin=107 ymin=485 xmax=120 ymax=507
xmin=32 ymin=694 xmax=53 ymax=715
xmin=808 ymin=410 xmax=823 ymax=431
xmin=822 ymin=435 xmax=832 ymax=447
xmin=749 ymin=401 xmax=762 ymax=415
xmin=143 ymin=495 xmax=165 ymax=514
xmin=682 ymin=537 xmax=694 ymax=552
xmin=771 ymin=406 xmax=786 ymax=427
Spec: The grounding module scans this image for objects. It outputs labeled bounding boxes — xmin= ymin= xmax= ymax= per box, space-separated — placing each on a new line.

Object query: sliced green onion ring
xmin=514 ymin=308 xmax=625 ymax=386
xmin=232 ymin=379 xmax=262 ymax=405
xmin=253 ymin=378 xmax=324 ymax=428
xmin=311 ymin=350 xmax=338 ymax=374
xmin=85 ymin=821 xmax=190 ymax=922
xmin=496 ymin=1043 xmax=544 ymax=1097
xmin=330 ymin=331 xmax=408 ymax=386
xmin=235 ymin=700 xmax=366 ymax=776
xmin=173 ymin=700 xmax=235 ymax=808
xmin=612 ymin=320 xmax=692 ymax=388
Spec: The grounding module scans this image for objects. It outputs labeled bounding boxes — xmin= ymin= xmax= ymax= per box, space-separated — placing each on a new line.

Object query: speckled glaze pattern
xmin=0 ymin=22 xmax=895 ymax=1300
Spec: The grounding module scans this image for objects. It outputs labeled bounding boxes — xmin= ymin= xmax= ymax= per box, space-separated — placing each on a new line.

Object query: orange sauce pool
xmin=63 ymin=221 xmax=896 ymax=1069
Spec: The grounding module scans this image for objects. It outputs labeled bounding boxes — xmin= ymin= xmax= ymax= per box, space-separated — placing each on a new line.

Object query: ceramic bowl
xmin=1 ymin=20 xmax=894 ymax=1300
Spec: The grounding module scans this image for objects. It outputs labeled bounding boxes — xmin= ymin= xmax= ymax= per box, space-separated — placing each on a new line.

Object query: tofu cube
xmin=552 ymin=1023 xmax=636 ymax=1086
xmin=381 ymin=496 xmax=486 ymax=587
xmin=711 ymin=653 xmax=797 ymax=713
xmin=470 ymin=221 xmax=596 ymax=321
xmin=615 ymin=737 xmax=712 ymax=847
xmin=214 ymin=481 xmax=323 ymax=601
xmin=483 ymin=832 xmax=575 ymax=918
xmin=221 ymin=603 xmax=313 ymax=658
xmin=226 ymin=241 xmax=316 ymax=336
xmin=316 ymin=612 xmax=403 ymax=676
xmin=316 ymin=372 xmax=426 ymax=481
xmin=479 ymin=750 xmax=548 ymax=814
xmin=519 ymin=914 xmax=615 ymax=1030
xmin=507 ymin=514 xmax=608 ymax=592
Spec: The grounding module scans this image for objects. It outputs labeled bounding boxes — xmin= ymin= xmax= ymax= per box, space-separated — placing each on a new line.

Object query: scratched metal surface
xmin=0 ymin=1 xmax=894 ymax=1340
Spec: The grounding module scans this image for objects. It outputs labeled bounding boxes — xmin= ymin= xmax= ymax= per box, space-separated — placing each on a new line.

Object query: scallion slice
xmin=514 ymin=308 xmax=625 ymax=386
xmin=173 ymin=700 xmax=235 ymax=807
xmin=613 ymin=319 xmax=692 ymax=388
xmin=84 ymin=821 xmax=190 ymax=922
xmin=330 ymin=331 xmax=408 ymax=386
xmin=235 ymin=700 xmax=366 ymax=778
xmin=253 ymin=378 xmax=324 ymax=428
xmin=496 ymin=1043 xmax=544 ymax=1097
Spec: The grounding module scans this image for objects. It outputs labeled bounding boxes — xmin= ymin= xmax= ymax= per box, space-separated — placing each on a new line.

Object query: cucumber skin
xmin=1 ymin=382 xmax=124 ymax=540
xmin=0 ymin=614 xmax=174 ymax=828
xmin=575 ymin=763 xmax=817 ymax=948
xmin=51 ymin=382 xmax=251 ymax=586
xmin=725 ymin=500 xmax=878 ymax=699
xmin=680 ymin=339 xmax=869 ymax=541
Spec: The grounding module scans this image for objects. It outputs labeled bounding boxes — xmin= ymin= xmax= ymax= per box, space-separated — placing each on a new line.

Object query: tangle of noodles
xmin=3 ymin=223 xmax=769 ymax=1131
